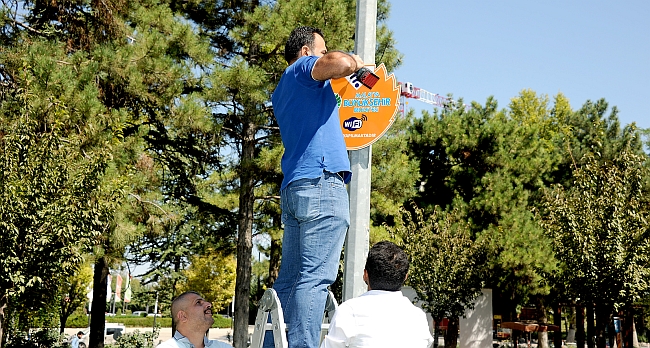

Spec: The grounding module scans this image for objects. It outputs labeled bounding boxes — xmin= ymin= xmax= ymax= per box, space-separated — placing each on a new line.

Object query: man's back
xmin=321 ymin=290 xmax=434 ymax=348
xmin=272 ymin=55 xmax=350 ymax=190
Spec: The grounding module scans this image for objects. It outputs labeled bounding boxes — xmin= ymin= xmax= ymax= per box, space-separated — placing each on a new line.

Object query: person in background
xmin=156 ymin=291 xmax=232 ymax=348
xmin=320 ymin=241 xmax=435 ymax=348
xmin=71 ymin=331 xmax=83 ymax=348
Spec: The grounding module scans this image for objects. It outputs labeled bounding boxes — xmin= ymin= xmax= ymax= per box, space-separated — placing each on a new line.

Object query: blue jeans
xmin=265 ymin=171 xmax=350 ymax=348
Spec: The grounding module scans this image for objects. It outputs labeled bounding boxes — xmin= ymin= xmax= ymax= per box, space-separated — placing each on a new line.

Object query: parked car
xmin=69 ymin=323 xmax=126 ymax=348
xmin=131 ymin=311 xmax=147 ymax=317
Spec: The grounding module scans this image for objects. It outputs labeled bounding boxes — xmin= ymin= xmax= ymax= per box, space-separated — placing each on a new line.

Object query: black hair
xmin=365 ymin=241 xmax=409 ymax=291
xmin=284 ymin=26 xmax=324 ymax=63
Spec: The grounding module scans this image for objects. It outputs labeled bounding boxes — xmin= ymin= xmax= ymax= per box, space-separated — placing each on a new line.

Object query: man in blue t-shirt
xmin=267 ymin=26 xmax=365 ymax=348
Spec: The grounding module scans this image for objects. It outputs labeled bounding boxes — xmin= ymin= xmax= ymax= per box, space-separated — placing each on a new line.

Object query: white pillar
xmin=459 ymin=289 xmax=493 ymax=348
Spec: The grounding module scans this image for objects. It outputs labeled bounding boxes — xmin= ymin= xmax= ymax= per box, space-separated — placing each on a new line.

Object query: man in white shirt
xmin=156 ymin=291 xmax=232 ymax=348
xmin=320 ymin=241 xmax=434 ymax=348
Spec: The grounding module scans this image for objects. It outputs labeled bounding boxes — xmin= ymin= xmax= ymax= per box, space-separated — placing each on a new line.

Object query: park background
xmin=1 ymin=0 xmax=649 ymax=348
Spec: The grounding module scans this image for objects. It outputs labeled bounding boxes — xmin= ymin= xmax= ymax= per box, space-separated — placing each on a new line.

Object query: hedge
xmin=67 ymin=314 xmax=232 ymax=329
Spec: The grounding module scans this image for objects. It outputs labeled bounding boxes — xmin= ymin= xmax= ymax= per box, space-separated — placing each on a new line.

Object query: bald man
xmin=156 ymin=291 xmax=232 ymax=348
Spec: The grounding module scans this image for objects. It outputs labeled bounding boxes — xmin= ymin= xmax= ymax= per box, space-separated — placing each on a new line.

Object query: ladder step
xmin=250 ymin=289 xmax=338 ymax=348
xmin=261 ymin=323 xmax=331 ymax=331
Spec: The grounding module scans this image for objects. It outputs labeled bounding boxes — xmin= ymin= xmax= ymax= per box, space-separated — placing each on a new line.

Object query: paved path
xmin=64 ymin=326 xmax=255 ymax=346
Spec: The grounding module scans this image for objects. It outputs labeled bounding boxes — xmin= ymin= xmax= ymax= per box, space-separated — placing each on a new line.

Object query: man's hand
xmin=312 ymin=51 xmax=365 ymax=81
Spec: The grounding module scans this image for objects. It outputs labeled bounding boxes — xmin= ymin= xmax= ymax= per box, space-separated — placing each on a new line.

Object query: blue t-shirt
xmin=272 ymin=56 xmax=351 ymax=190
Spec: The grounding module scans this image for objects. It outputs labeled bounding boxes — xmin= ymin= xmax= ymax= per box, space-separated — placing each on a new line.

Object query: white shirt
xmin=156 ymin=330 xmax=232 ymax=348
xmin=320 ymin=290 xmax=434 ymax=348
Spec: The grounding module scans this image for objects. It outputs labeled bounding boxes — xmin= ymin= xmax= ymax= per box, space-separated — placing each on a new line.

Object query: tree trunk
xmin=0 ymin=294 xmax=6 ymax=348
xmin=567 ymin=304 xmax=576 ymax=343
xmin=553 ymin=305 xmax=562 ymax=348
xmin=444 ymin=317 xmax=459 ymax=348
xmin=233 ymin=120 xmax=256 ymax=348
xmin=59 ymin=311 xmax=69 ymax=334
xmin=60 ymin=292 xmax=75 ymax=334
xmin=640 ymin=308 xmax=646 ymax=343
xmin=577 ymin=306 xmax=585 ymax=348
xmin=432 ymin=318 xmax=441 ymax=348
xmin=433 ymin=327 xmax=439 ymax=348
xmin=607 ymin=318 xmax=615 ymax=348
xmin=171 ymin=261 xmax=181 ymax=337
xmin=587 ymin=304 xmax=595 ymax=348
xmin=266 ymin=214 xmax=281 ymax=289
xmin=537 ymin=297 xmax=549 ymax=348
xmin=633 ymin=317 xmax=640 ymax=348
xmin=623 ymin=307 xmax=634 ymax=348
xmin=90 ymin=256 xmax=109 ymax=348
xmin=593 ymin=303 xmax=611 ymax=348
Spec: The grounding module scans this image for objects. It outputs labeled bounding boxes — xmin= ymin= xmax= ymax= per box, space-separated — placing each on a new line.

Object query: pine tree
xmin=408 ymin=92 xmax=564 ymax=322
xmin=1 ymin=0 xmax=215 ymax=345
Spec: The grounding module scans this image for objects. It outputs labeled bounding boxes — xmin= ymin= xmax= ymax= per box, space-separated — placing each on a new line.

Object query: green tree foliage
xmin=0 ymin=56 xmax=116 ymax=343
xmin=407 ymin=89 xmax=646 ymax=347
xmin=541 ymin=150 xmax=650 ymax=348
xmin=1 ymin=0 xmax=216 ymax=344
xmin=389 ymin=204 xmax=488 ymax=348
xmin=59 ymin=261 xmax=93 ymax=333
xmin=552 ymin=98 xmax=644 ymax=186
xmin=3 ymin=329 xmax=68 ymax=348
xmin=410 ymin=90 xmax=641 ymax=338
xmin=408 ymin=93 xmax=561 ymax=315
xmin=113 ymin=329 xmax=159 ymax=348
xmin=370 ymin=110 xmax=421 ymax=242
xmin=176 ymin=249 xmax=236 ymax=312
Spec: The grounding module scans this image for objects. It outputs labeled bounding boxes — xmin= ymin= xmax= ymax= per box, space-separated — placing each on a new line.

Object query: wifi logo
xmin=343 ymin=114 xmax=368 ymax=131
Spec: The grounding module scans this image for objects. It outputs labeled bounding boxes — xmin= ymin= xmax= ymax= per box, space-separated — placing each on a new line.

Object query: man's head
xmin=77 ymin=331 xmax=84 ymax=338
xmin=284 ymin=26 xmax=327 ymax=64
xmin=363 ymin=241 xmax=409 ymax=291
xmin=171 ymin=291 xmax=214 ymax=332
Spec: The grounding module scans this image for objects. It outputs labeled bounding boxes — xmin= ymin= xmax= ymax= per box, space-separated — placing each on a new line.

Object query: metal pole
xmin=152 ymin=292 xmax=158 ymax=332
xmin=343 ymin=0 xmax=377 ymax=302
xmin=111 ymin=294 xmax=116 ymax=314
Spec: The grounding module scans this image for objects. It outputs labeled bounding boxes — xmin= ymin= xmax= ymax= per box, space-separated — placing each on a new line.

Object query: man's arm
xmin=312 ymin=51 xmax=364 ymax=81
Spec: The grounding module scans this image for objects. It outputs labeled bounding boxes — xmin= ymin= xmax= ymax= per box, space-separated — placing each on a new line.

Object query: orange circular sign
xmin=331 ymin=64 xmax=401 ymax=150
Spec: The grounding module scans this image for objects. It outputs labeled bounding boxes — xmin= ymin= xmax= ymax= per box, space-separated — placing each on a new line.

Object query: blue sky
xmin=386 ymin=1 xmax=650 ymax=132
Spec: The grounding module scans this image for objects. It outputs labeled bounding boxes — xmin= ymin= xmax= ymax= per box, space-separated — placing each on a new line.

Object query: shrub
xmin=109 ymin=327 xmax=159 ymax=348
xmin=66 ymin=313 xmax=90 ymax=328
xmin=4 ymin=329 xmax=68 ymax=348
xmin=68 ymin=314 xmax=232 ymax=328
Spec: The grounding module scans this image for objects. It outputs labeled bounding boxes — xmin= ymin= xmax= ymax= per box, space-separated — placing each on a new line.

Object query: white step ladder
xmin=250 ymin=289 xmax=339 ymax=348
